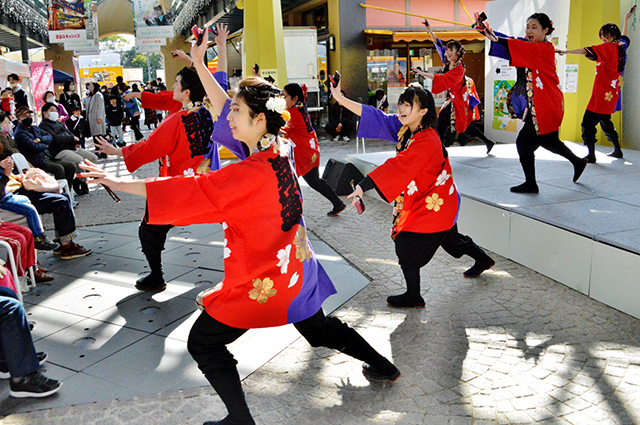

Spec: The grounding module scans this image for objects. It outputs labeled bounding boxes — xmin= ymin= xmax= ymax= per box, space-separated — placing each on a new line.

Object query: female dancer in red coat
xmin=282 ymin=83 xmax=346 ymax=216
xmin=79 ymin=29 xmax=400 ymax=425
xmin=479 ymin=12 xmax=588 ymax=193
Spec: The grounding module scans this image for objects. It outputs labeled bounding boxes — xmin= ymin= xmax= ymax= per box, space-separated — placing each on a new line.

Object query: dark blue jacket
xmin=13 ymin=123 xmax=53 ymax=168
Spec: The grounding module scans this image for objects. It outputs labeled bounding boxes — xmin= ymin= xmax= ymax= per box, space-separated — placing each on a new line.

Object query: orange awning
xmin=365 ymin=29 xmax=485 ymax=43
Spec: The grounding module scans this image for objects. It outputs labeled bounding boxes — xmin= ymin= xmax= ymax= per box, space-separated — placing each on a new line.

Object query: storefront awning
xmin=364 ymin=29 xmax=486 ymax=43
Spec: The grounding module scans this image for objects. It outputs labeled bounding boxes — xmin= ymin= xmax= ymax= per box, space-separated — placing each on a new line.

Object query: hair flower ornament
xmin=281 ymin=110 xmax=291 ymax=122
xmin=258 ymin=133 xmax=277 ymax=151
xmin=266 ymin=97 xmax=287 ymax=114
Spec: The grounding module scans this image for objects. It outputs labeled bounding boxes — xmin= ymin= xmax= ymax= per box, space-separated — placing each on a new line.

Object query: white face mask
xmin=48 ymin=111 xmax=59 ymax=121
xmin=46 ymin=96 xmax=55 ymax=103
xmin=8 ymin=82 xmax=17 ymax=88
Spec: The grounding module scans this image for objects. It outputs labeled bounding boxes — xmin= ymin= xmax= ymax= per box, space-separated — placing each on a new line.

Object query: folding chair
xmin=11 ymin=153 xmax=75 ymax=207
xmin=0 ymin=241 xmax=23 ymax=303
xmin=355 ymin=117 xmax=366 ymax=154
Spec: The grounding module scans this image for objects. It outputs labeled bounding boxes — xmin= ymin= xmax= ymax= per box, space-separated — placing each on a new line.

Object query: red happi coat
xmin=368 ymin=128 xmax=459 ymax=236
xmin=145 ymin=141 xmax=336 ymax=329
xmin=282 ymin=106 xmax=320 ymax=177
xmin=586 ymin=42 xmax=624 ymax=115
xmin=140 ymin=90 xmax=182 ymax=115
xmin=123 ymin=107 xmax=210 ymax=177
xmin=507 ymin=39 xmax=564 ymax=135
xmin=466 ymin=77 xmax=481 ymax=121
xmin=432 ymin=63 xmax=473 ymax=134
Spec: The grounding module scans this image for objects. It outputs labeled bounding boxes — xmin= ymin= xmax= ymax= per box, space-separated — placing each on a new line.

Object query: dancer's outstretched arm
xmin=191 ymin=26 xmax=229 ymax=115
xmin=328 ymin=81 xmax=362 ymax=116
xmin=623 ymin=5 xmax=636 ymax=37
xmin=78 ymin=160 xmax=147 ymax=196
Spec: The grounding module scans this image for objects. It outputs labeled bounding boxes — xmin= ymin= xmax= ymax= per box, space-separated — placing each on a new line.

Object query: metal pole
xmin=359 ymin=3 xmax=471 ymax=27
xmin=20 ymin=34 xmax=29 ymax=64
xmin=146 ymin=52 xmax=151 ymax=81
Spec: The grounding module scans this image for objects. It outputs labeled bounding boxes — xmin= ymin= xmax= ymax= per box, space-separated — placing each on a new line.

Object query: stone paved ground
xmin=3 ymin=134 xmax=640 ymax=424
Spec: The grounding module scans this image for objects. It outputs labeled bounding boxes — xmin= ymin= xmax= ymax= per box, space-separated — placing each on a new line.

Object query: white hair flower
xmin=266 ymin=97 xmax=287 ymax=114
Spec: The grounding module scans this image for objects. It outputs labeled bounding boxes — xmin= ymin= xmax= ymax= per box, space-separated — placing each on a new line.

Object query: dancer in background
xmin=413 ymin=20 xmax=495 ymax=154
xmin=330 ymin=81 xmax=495 ymax=308
xmin=558 ymin=6 xmax=635 ymax=162
xmin=95 ymin=65 xmax=215 ymax=292
xmin=78 ymin=72 xmax=401 ymax=425
xmin=282 ymin=83 xmax=346 ymax=216
xmin=478 ymin=12 xmax=588 ymax=193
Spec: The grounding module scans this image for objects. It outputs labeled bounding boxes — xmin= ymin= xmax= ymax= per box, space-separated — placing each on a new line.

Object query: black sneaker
xmin=135 ymin=273 xmax=166 ymax=292
xmin=463 ymin=257 xmax=495 ymax=278
xmin=2 ymin=352 xmax=48 ymax=379
xmin=327 ymin=203 xmax=347 ymax=217
xmin=362 ymin=363 xmax=401 ymax=382
xmin=386 ymin=293 xmax=425 ymax=309
xmin=510 ymin=182 xmax=539 ymax=194
xmin=116 ymin=140 xmax=126 ymax=147
xmin=34 ymin=234 xmax=60 ymax=251
xmin=607 ymin=149 xmax=623 ymax=159
xmin=10 ymin=371 xmax=61 ymax=398
xmin=573 ymin=158 xmax=588 ymax=183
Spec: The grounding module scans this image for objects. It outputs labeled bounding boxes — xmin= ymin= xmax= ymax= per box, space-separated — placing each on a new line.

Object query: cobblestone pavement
xmin=4 ymin=135 xmax=640 ymax=424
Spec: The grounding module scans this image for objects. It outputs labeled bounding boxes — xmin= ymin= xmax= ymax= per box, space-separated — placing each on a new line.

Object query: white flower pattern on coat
xmin=436 ymin=170 xmax=450 ymax=186
xmin=276 ymin=244 xmax=292 ymax=274
xmin=407 ymin=181 xmax=418 ymax=195
xmin=183 ymin=168 xmax=194 ymax=176
xmin=288 ymin=271 xmax=299 ymax=288
xmin=223 ymin=240 xmax=231 ymax=259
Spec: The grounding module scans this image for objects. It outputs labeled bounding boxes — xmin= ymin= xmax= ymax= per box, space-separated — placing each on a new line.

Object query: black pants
xmin=138 ymin=206 xmax=173 ymax=276
xmin=394 ymin=225 xmax=479 ymax=297
xmin=325 ymin=121 xmax=355 ymax=138
xmin=188 ymin=308 xmax=395 ymax=421
xmin=581 ymin=109 xmax=620 ymax=148
xmin=189 ymin=309 xmax=356 ymax=376
xmin=438 ymin=104 xmax=493 ymax=147
xmin=516 ymin=114 xmax=581 ymax=184
xmin=302 ymin=167 xmax=343 ymax=209
xmin=17 ymin=189 xmax=76 ymax=238
xmin=130 ymin=115 xmax=144 ymax=141
xmin=41 ymin=158 xmax=76 ymax=188
xmin=437 ymin=103 xmax=455 ymax=146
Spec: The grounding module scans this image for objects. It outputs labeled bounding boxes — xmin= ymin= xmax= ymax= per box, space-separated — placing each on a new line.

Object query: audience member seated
xmin=0 ymin=215 xmax=52 ymax=285
xmin=0 ymin=286 xmax=61 ymax=398
xmin=38 ymin=103 xmax=97 ymax=195
xmin=368 ymin=88 xmax=389 ymax=111
xmin=12 ymin=107 xmax=76 ymax=189
xmin=325 ymin=92 xmax=357 ymax=142
xmin=0 ymin=154 xmax=59 ymax=253
xmin=0 ymin=112 xmax=91 ymax=260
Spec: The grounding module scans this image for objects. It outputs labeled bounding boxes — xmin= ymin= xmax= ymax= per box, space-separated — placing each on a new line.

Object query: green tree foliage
xmin=121 ymin=48 xmax=164 ymax=83
xmin=99 ymin=35 xmax=129 ymax=52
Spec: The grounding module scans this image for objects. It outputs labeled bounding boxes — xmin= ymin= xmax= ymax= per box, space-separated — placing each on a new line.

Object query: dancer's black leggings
xmin=302 ymin=167 xmax=343 ymax=208
xmin=516 ymin=114 xmax=582 ymax=184
xmin=394 ymin=225 xmax=478 ymax=296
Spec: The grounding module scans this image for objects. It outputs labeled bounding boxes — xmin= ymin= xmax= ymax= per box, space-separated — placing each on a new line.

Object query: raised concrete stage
xmin=346 ymin=142 xmax=640 ymax=320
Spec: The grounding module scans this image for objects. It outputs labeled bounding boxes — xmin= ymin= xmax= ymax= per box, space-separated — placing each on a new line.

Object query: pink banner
xmin=30 ymin=61 xmax=55 ymax=117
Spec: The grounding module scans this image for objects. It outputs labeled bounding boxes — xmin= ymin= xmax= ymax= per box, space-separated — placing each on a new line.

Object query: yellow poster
xmin=79 ymin=66 xmax=124 ymax=86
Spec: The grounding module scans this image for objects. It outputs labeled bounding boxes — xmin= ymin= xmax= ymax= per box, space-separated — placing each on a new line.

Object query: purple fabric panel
xmin=357 ymin=104 xmax=402 ymax=143
xmin=211 ymin=98 xmax=247 ymax=160
xmin=213 ymin=71 xmax=228 ymax=93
